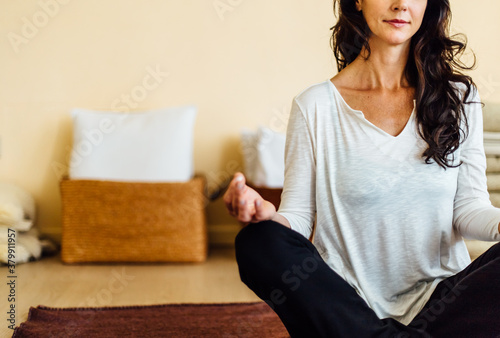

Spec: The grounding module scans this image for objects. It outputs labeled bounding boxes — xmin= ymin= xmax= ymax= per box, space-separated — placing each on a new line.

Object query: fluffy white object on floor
xmin=0 ymin=182 xmax=35 ymax=231
xmin=0 ymin=242 xmax=32 ymax=264
xmin=0 ymin=227 xmax=42 ymax=264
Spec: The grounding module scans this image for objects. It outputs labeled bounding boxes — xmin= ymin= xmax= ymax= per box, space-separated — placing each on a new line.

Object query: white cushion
xmin=240 ymin=126 xmax=285 ymax=188
xmin=240 ymin=129 xmax=259 ymax=185
xmin=483 ymin=101 xmax=500 ymax=132
xmin=69 ymin=106 xmax=197 ymax=182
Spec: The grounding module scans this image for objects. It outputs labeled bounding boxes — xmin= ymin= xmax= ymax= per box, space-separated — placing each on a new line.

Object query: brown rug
xmin=13 ymin=302 xmax=289 ymax=337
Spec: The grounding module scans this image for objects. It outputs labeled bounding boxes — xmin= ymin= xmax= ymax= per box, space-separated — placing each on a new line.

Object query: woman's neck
xmin=348 ymin=42 xmax=411 ymax=91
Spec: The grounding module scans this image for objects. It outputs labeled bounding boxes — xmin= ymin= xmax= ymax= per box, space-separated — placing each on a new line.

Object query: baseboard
xmin=39 ymin=226 xmax=62 ymax=244
xmin=208 ymin=223 xmax=240 ymax=247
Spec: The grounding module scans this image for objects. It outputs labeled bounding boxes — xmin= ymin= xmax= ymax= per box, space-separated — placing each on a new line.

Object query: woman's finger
xmin=253 ymin=199 xmax=269 ymax=222
xmin=251 ymin=199 xmax=276 ymax=223
xmin=233 ymin=176 xmax=248 ymax=215
xmin=238 ymin=199 xmax=250 ymax=222
xmin=253 ymin=199 xmax=264 ymax=221
xmin=234 ymin=174 xmax=245 ymax=194
xmin=234 ymin=172 xmax=245 ymax=184
xmin=230 ymin=172 xmax=245 ymax=192
xmin=232 ymin=189 xmax=244 ymax=217
xmin=224 ymin=173 xmax=245 ymax=216
xmin=238 ymin=198 xmax=256 ymax=223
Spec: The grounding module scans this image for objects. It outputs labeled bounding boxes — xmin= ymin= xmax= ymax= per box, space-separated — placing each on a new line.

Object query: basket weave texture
xmin=60 ymin=176 xmax=208 ymax=263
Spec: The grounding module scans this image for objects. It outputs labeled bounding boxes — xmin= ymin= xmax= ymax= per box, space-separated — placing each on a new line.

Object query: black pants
xmin=235 ymin=220 xmax=500 ymax=338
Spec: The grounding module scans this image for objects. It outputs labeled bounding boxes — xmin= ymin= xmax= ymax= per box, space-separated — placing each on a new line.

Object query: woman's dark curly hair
xmin=331 ymin=0 xmax=477 ymax=168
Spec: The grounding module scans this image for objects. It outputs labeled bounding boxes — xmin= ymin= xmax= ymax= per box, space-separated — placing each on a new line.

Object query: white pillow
xmin=240 ymin=129 xmax=259 ymax=184
xmin=483 ymin=101 xmax=500 ymax=132
xmin=240 ymin=126 xmax=285 ymax=188
xmin=69 ymin=106 xmax=197 ymax=182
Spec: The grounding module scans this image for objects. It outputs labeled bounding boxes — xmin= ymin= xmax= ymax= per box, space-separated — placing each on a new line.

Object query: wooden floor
xmin=0 ymin=247 xmax=260 ymax=337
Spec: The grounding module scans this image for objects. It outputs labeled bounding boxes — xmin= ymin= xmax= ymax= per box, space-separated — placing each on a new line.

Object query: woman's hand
xmin=223 ymin=172 xmax=277 ymax=225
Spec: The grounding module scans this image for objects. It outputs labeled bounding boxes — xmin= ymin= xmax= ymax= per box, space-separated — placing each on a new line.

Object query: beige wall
xmin=1 ymin=0 xmax=499 ymax=243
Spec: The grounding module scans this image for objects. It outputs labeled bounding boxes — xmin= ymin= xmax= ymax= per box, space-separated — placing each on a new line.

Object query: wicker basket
xmin=60 ymin=176 xmax=208 ymax=263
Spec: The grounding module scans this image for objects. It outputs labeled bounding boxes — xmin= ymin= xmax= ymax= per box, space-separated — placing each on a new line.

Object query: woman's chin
xmin=371 ymin=35 xmax=411 ymax=49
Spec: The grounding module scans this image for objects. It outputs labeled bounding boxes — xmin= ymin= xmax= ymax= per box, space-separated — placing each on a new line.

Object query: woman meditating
xmin=224 ymin=0 xmax=500 ymax=336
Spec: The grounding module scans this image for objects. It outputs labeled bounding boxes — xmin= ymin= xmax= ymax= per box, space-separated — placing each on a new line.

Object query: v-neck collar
xmin=327 ymin=80 xmax=416 ymax=139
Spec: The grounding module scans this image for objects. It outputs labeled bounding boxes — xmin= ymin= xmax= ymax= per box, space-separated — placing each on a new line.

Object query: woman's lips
xmin=385 ymin=19 xmax=409 ymax=28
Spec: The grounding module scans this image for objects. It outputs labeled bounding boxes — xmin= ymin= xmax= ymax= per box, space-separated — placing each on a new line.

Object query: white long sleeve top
xmin=277 ymin=79 xmax=500 ymax=325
